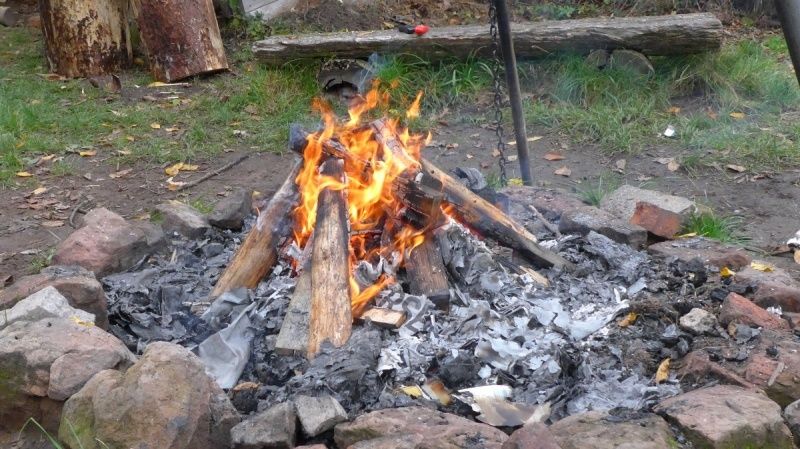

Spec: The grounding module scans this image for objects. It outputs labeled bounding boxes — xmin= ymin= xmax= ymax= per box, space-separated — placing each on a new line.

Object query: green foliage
xmin=529 ymin=3 xmax=576 ymax=19
xmin=682 ymin=213 xmax=747 ymax=244
xmin=576 ymin=174 xmax=620 ymax=206
xmin=189 ymin=197 xmax=215 ymax=214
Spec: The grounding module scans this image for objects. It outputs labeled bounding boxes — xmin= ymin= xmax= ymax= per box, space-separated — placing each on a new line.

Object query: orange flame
xmin=293 ymin=87 xmax=430 ymax=311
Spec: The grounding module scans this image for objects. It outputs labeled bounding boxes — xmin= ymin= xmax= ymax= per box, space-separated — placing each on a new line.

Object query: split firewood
xmin=405 ymin=236 xmax=451 ymax=310
xmin=358 ymin=308 xmax=407 ymax=329
xmin=275 ymin=268 xmax=311 ymax=355
xmin=211 ymin=159 xmax=301 ymax=297
xmin=288 ymin=124 xmax=572 ymax=270
xmin=307 ymin=159 xmax=352 ymax=358
xmin=253 ymin=14 xmax=723 ymax=65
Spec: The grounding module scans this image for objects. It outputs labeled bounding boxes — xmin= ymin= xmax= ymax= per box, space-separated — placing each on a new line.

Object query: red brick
xmin=753 ymin=282 xmax=800 ymax=313
xmin=719 ymin=292 xmax=789 ymax=331
xmin=629 ymin=201 xmax=682 ymax=238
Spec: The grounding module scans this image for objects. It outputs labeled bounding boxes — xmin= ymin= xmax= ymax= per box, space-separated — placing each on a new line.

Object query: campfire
xmin=208 ymin=86 xmax=570 ymax=358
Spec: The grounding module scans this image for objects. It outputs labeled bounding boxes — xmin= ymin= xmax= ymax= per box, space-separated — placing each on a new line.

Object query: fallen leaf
xmin=720 ymin=266 xmax=736 ymax=279
xmin=667 ymin=160 xmax=680 ymax=172
xmin=180 ymin=164 xmax=199 ymax=171
xmin=16 ymin=171 xmax=33 ymax=177
xmin=165 ymin=127 xmax=180 ymax=133
xmin=750 ymin=261 xmax=774 ymax=272
xmin=655 ymin=358 xmax=670 ymax=384
xmin=554 ymin=166 xmax=571 ymax=177
xmin=109 ymin=168 xmax=133 ymax=179
xmin=508 ymin=178 xmax=524 ymax=186
xmin=465 ymin=154 xmax=474 ymax=159
xmin=70 ymin=316 xmax=94 ymax=327
xmin=117 ymin=149 xmax=131 ymax=155
xmin=507 ymin=155 xmax=518 ymax=162
xmin=125 ymin=135 xmax=135 ymax=142
xmin=32 ymin=187 xmax=48 ymax=195
xmin=244 ymin=104 xmax=259 ymax=115
xmin=492 ymin=149 xmax=501 ymax=157
xmin=543 ymin=152 xmax=565 ymax=161
xmin=729 ymin=112 xmax=746 ymax=120
xmin=726 ymin=164 xmax=746 ymax=173
xmin=667 ymin=106 xmax=681 ymax=114
xmin=41 ymin=220 xmax=64 ymax=228
xmin=675 ymin=232 xmax=698 ymax=238
xmin=794 ymin=250 xmax=800 ymax=265
xmin=399 ymin=385 xmax=423 ymax=398
xmin=39 ymin=154 xmax=55 ymax=162
xmin=165 ymin=162 xmax=184 ymax=176
xmin=79 ymin=150 xmax=96 ymax=157
xmin=147 ymin=81 xmax=167 ymax=87
xmin=166 ymin=177 xmax=186 ymax=191
xmin=615 ymin=159 xmax=626 ymax=171
xmin=618 ymin=312 xmax=639 ymax=328
xmin=150 ymin=122 xmax=161 ymax=129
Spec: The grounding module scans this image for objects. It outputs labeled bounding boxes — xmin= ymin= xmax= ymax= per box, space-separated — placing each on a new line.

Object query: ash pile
xmin=101 ymin=191 xmax=692 ymax=425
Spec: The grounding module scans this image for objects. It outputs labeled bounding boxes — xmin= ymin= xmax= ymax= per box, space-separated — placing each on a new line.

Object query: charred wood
xmin=405 ymin=236 xmax=451 ymax=310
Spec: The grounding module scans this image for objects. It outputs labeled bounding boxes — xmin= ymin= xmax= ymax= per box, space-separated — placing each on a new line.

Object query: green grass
xmin=0 ymin=27 xmax=318 ymax=186
xmin=682 ymin=213 xmax=747 ymax=244
xmin=576 ymin=174 xmax=621 ymax=206
xmin=189 ymin=197 xmax=215 ymax=214
xmin=524 ymin=39 xmax=800 ymax=170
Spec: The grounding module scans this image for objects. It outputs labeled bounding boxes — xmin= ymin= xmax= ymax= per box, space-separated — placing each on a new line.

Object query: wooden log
xmin=38 ymin=0 xmax=131 ymax=77
xmin=275 ymin=269 xmax=311 ymax=355
xmin=211 ymin=159 xmax=301 ymax=297
xmin=358 ymin=308 xmax=407 ymax=329
xmin=135 ymin=0 xmax=228 ymax=81
xmin=405 ymin=236 xmax=450 ymax=310
xmin=253 ymin=13 xmax=723 ymax=65
xmin=307 ymin=159 xmax=352 ymax=358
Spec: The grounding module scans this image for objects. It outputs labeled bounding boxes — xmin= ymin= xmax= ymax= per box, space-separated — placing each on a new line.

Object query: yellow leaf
xmin=667 ymin=160 xmax=680 ymax=172
xmin=165 ymin=162 xmax=184 ymax=176
xmin=180 ymin=164 xmax=199 ymax=171
xmin=79 ymin=150 xmax=96 ymax=157
xmin=16 ymin=171 xmax=33 ymax=177
xmin=39 ymin=154 xmax=56 ymax=162
xmin=618 ymin=312 xmax=639 ymax=328
xmin=667 ymin=106 xmax=681 ymax=114
xmin=32 ymin=187 xmax=48 ymax=195
xmin=147 ymin=81 xmax=167 ymax=87
xmin=508 ymin=178 xmax=524 ymax=186
xmin=125 ymin=135 xmax=135 ymax=142
xmin=399 ymin=385 xmax=423 ymax=398
xmin=655 ymin=358 xmax=670 ymax=384
xmin=720 ymin=266 xmax=736 ymax=279
xmin=750 ymin=261 xmax=774 ymax=272
xmin=729 ymin=112 xmax=746 ymax=119
xmin=675 ymin=232 xmax=697 ymax=239
xmin=554 ymin=166 xmax=572 ymax=177
xmin=166 ymin=177 xmax=186 ymax=191
xmin=150 ymin=122 xmax=161 ymax=129
xmin=70 ymin=316 xmax=94 ymax=327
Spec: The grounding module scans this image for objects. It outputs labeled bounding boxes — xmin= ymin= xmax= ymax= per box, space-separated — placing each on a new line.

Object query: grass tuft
xmin=575 ymin=174 xmax=620 ymax=206
xmin=682 ymin=213 xmax=747 ymax=244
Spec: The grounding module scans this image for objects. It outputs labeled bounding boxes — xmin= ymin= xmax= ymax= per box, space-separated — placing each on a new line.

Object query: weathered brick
xmin=719 ymin=292 xmax=789 ymax=331
xmin=629 ymin=201 xmax=683 ymax=238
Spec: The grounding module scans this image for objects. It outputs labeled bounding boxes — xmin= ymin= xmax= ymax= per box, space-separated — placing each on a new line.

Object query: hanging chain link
xmin=488 ymin=0 xmax=508 ymax=186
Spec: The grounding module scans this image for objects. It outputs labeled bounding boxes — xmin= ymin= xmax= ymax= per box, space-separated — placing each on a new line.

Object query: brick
xmin=630 ymin=201 xmax=683 ymax=238
xmin=559 ymin=206 xmax=647 ymax=249
xmin=648 ymin=237 xmax=751 ymax=269
xmin=719 ymin=292 xmax=789 ymax=331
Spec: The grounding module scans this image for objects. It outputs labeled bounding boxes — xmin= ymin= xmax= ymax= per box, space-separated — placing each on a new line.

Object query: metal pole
xmin=493 ymin=0 xmax=533 ymax=186
xmin=776 ymin=0 xmax=800 ymax=87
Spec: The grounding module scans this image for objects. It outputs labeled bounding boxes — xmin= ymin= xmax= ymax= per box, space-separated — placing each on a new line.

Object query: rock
xmin=678 ymin=307 xmax=717 ymax=335
xmin=296 ymin=445 xmax=329 ymax=449
xmin=52 ymin=207 xmax=164 ymax=277
xmin=735 ymin=265 xmax=798 ymax=288
xmin=559 ymin=206 xmax=648 ymax=249
xmin=0 ymin=286 xmax=94 ymax=330
xmin=608 ymin=49 xmax=655 ymax=75
xmin=549 ymin=411 xmax=674 ymax=449
xmin=502 ymin=422 xmax=562 ymax=449
xmin=231 ymin=402 xmax=296 ymax=449
xmin=585 ymin=49 xmax=610 ymax=69
xmin=629 ymin=202 xmax=683 ymax=238
xmin=0 ymin=265 xmax=109 ymax=328
xmin=0 ymin=318 xmax=135 ymax=432
xmin=720 ymin=292 xmax=789 ymax=330
xmin=784 ymin=399 xmax=800 ymax=445
xmin=648 ymin=237 xmax=751 ymax=269
xmin=655 ymin=385 xmax=792 ymax=449
xmin=744 ymin=333 xmax=800 ymax=407
xmin=156 ymin=200 xmax=211 ymax=239
xmin=231 ymin=381 xmax=260 ymax=414
xmin=208 ymin=188 xmax=251 ymax=230
xmin=349 ymin=434 xmax=424 ymax=449
xmin=501 ymin=186 xmax=585 ymax=222
xmin=334 ymin=407 xmax=508 ymax=449
xmin=600 ymin=185 xmax=706 ymax=226
xmin=59 ymin=342 xmax=239 ymax=449
xmin=294 ymin=394 xmax=348 ymax=437
xmin=753 ymin=283 xmax=800 ymax=313
xmin=0 ymin=6 xmax=19 ymax=27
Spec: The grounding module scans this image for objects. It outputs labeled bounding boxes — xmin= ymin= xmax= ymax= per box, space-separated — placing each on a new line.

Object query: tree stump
xmin=135 ymin=0 xmax=228 ymax=82
xmin=38 ymin=0 xmax=131 ymax=77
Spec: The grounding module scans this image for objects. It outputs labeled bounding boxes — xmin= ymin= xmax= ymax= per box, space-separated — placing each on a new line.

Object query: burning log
xmin=211 ymin=160 xmax=301 ymax=297
xmin=307 ymin=159 xmax=352 ymax=358
xmin=253 ymin=13 xmax=723 ymax=65
xmin=405 ymin=236 xmax=451 ymax=310
xmin=134 ymin=0 xmax=228 ymax=81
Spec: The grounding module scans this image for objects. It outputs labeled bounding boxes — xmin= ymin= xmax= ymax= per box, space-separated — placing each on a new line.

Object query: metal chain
xmin=488 ymin=0 xmax=508 ymax=186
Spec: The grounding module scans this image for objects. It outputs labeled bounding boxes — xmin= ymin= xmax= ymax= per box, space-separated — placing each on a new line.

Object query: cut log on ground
xmin=253 ymin=13 xmax=722 ymax=65
xmin=275 ymin=268 xmax=311 ymax=355
xmin=38 ymin=0 xmax=131 ymax=77
xmin=307 ymin=159 xmax=352 ymax=358
xmin=405 ymin=236 xmax=451 ymax=310
xmin=211 ymin=159 xmax=301 ymax=297
xmin=135 ymin=0 xmax=228 ymax=81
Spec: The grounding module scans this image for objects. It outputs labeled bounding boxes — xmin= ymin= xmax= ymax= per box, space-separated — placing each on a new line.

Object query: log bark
xmin=211 ymin=159 xmax=301 ymax=297
xmin=135 ymin=0 xmax=228 ymax=81
xmin=307 ymin=159 xmax=352 ymax=358
xmin=405 ymin=236 xmax=451 ymax=310
xmin=38 ymin=0 xmax=131 ymax=77
xmin=253 ymin=13 xmax=723 ymax=65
